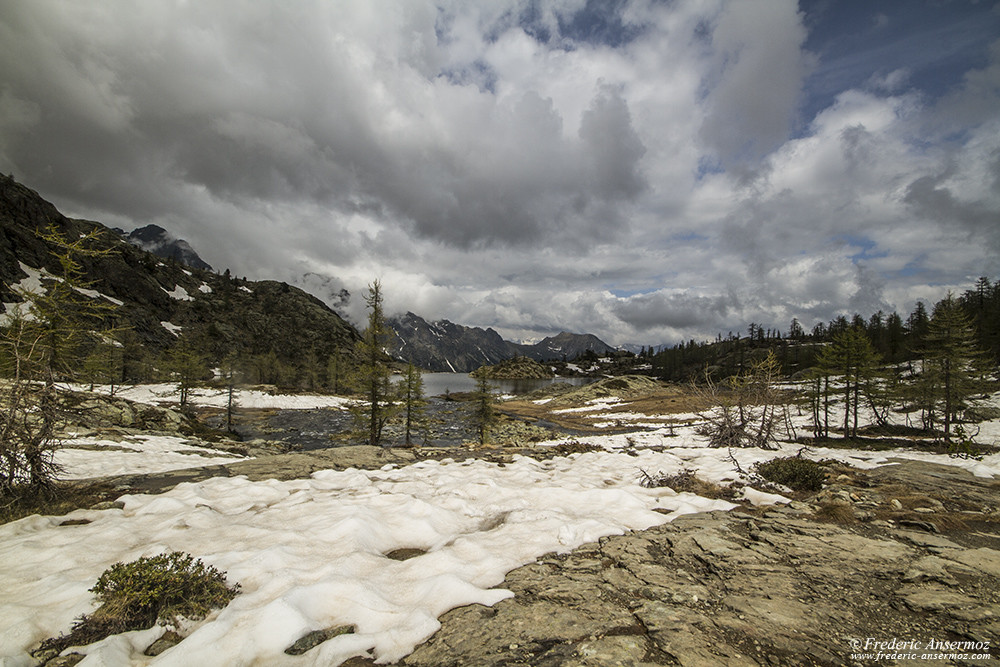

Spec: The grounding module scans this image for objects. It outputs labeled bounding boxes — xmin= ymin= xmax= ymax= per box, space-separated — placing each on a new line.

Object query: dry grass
xmin=501 ymin=383 xmax=710 ymax=433
xmin=813 ymin=502 xmax=857 ymax=524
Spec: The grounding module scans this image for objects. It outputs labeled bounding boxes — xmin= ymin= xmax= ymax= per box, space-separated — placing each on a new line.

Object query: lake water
xmin=415 ymin=372 xmax=596 ymax=397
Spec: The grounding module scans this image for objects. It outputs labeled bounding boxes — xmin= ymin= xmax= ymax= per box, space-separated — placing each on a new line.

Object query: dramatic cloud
xmin=1 ymin=0 xmax=998 ymax=346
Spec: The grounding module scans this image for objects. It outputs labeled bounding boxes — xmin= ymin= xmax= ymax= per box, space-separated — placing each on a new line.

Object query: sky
xmin=1 ymin=0 xmax=998 ymax=347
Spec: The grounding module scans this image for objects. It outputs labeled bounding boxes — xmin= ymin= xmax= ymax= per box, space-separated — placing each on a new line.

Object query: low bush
xmin=35 ymin=551 xmax=239 ymax=657
xmin=753 ymin=457 xmax=827 ymax=492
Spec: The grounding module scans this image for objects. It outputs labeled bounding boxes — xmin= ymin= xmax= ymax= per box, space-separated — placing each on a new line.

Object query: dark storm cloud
xmin=904 ymin=173 xmax=1000 ymax=250
xmin=611 ymin=291 xmax=737 ymax=332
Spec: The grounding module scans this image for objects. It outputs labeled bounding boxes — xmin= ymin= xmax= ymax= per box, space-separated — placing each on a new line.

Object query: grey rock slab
xmin=894 ymin=529 xmax=963 ymax=550
xmin=900 ymin=585 xmax=981 ymax=612
xmin=943 ymin=547 xmax=1000 ymax=578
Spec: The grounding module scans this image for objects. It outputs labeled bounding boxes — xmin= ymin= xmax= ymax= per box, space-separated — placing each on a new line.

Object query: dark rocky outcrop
xmin=472 ymin=356 xmax=555 ymax=379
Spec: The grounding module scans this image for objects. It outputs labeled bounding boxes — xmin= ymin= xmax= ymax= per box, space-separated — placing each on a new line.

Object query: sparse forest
xmin=651 ymin=277 xmax=1000 ymax=383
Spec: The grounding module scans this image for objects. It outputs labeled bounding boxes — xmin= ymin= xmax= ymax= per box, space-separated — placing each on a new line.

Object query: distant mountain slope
xmin=126 ymin=223 xmax=213 ymax=271
xmin=389 ymin=312 xmax=512 ymax=372
xmin=389 ymin=311 xmax=615 ymax=372
xmin=523 ymin=331 xmax=615 ymax=362
xmin=0 ymin=176 xmax=359 ymax=381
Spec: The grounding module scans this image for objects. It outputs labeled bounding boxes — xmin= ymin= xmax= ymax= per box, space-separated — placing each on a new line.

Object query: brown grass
xmin=813 ymin=502 xmax=857 ymax=524
xmin=501 ymin=385 xmax=711 ymax=433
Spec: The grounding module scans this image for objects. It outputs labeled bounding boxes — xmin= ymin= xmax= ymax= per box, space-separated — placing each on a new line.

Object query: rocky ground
xmin=389 ymin=460 xmax=1000 ymax=667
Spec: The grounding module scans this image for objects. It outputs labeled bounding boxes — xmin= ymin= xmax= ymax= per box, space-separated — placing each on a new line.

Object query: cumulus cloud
xmin=0 ymin=0 xmax=997 ymax=345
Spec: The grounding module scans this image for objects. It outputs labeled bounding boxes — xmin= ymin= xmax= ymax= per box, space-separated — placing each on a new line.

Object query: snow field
xmin=0 ymin=451 xmax=735 ymax=666
xmin=79 ymin=383 xmax=356 ymax=410
xmin=54 ymin=435 xmax=247 ymax=480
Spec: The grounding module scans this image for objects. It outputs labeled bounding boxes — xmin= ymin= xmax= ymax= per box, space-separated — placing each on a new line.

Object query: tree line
xmin=651 ymin=276 xmax=1000 ymax=383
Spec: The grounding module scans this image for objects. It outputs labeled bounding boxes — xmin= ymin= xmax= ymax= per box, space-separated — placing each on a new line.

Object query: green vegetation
xmin=920 ymin=294 xmax=991 ymax=442
xmin=651 ymin=277 xmax=1000 ymax=384
xmin=472 ymin=356 xmax=554 ymax=379
xmin=753 ymin=457 xmax=827 ymax=492
xmin=35 ymin=551 xmax=239 ymax=657
xmin=470 ymin=374 xmax=498 ymax=446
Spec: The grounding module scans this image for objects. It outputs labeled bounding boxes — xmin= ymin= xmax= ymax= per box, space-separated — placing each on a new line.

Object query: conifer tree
xmin=814 ymin=326 xmax=880 ymax=438
xmin=0 ymin=225 xmax=122 ymax=499
xmin=351 ymin=281 xmax=396 ymax=448
xmin=400 ymin=362 xmax=426 ymax=446
xmin=164 ymin=335 xmax=208 ymax=407
xmin=471 ymin=375 xmax=497 ymax=446
xmin=921 ymin=294 xmax=989 ymax=442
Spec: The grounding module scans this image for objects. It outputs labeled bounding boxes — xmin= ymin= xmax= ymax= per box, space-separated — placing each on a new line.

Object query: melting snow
xmin=83 ymin=383 xmax=356 ymax=410
xmin=56 ymin=435 xmax=247 ymax=480
xmin=0 ymin=452 xmax=734 ymax=665
xmin=163 ymin=285 xmax=193 ymax=301
xmin=2 ymin=385 xmax=999 ymax=666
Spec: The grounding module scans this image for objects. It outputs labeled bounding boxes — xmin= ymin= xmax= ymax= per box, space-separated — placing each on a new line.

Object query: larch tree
xmin=921 ymin=294 xmax=989 ymax=443
xmin=400 ymin=362 xmax=426 ymax=447
xmin=470 ymin=374 xmax=497 ymax=447
xmin=815 ymin=326 xmax=881 ymax=438
xmin=0 ymin=225 xmax=122 ymax=500
xmin=351 ymin=281 xmax=396 ymax=448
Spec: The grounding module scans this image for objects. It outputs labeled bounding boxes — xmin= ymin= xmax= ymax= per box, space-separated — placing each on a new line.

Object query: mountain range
xmin=389 ymin=311 xmax=615 ymax=372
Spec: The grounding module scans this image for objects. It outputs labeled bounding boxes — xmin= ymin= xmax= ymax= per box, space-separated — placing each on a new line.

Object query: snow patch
xmin=163 ymin=285 xmax=193 ymax=301
xmin=84 ymin=383 xmax=356 ymax=410
xmin=56 ymin=435 xmax=247 ymax=479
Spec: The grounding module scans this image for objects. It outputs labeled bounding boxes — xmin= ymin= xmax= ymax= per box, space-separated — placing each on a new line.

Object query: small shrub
xmin=753 ymin=457 xmax=826 ymax=492
xmin=35 ymin=552 xmax=239 ymax=657
xmin=639 ymin=468 xmax=699 ymax=492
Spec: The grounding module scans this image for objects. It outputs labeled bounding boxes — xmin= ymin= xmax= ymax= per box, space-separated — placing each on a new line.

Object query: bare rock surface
xmin=376 ymin=460 xmax=1000 ymax=666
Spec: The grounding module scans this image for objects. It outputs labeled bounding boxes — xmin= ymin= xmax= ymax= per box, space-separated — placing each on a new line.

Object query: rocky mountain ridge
xmin=389 ymin=311 xmax=616 ymax=372
xmin=124 ymin=224 xmax=213 ymax=271
xmin=0 ymin=176 xmax=618 ymax=377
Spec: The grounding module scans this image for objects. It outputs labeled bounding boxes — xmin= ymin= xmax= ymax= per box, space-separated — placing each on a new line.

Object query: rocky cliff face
xmin=0 ymin=177 xmax=359 ymax=376
xmin=389 ymin=311 xmax=615 ymax=372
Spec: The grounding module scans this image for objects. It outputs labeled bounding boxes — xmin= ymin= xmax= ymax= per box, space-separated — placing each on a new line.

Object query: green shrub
xmin=753 ymin=457 xmax=826 ymax=492
xmin=35 ymin=552 xmax=239 ymax=657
